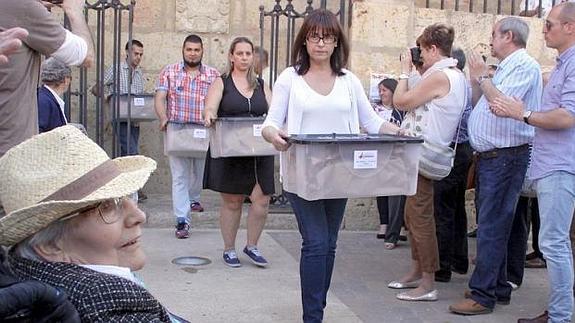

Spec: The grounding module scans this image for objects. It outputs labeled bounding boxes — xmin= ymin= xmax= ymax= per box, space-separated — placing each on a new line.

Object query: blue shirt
xmin=468 ymin=49 xmax=542 ymax=152
xmin=531 ymin=45 xmax=575 ymax=180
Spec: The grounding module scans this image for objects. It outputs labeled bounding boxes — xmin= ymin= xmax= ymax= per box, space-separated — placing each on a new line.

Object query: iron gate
xmin=64 ymin=0 xmax=135 ymax=157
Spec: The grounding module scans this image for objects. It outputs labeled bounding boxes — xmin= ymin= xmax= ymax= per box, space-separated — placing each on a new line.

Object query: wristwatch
xmin=398 ymin=73 xmax=410 ymax=80
xmin=477 ymin=75 xmax=490 ymax=85
xmin=523 ymin=110 xmax=533 ymax=124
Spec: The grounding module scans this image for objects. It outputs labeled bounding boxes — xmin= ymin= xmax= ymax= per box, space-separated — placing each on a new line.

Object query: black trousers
xmin=434 ymin=141 xmax=473 ymax=276
xmin=376 ymin=195 xmax=406 ymax=243
xmin=507 ymin=196 xmax=539 ymax=286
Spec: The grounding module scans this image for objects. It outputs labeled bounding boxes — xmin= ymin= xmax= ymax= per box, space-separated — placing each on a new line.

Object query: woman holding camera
xmin=387 ymin=23 xmax=466 ymax=301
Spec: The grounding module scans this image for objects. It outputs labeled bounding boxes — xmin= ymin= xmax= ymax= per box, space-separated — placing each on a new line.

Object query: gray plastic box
xmin=281 ymin=134 xmax=422 ymax=200
xmin=210 ymin=117 xmax=278 ymax=158
xmin=112 ymin=94 xmax=156 ymax=122
xmin=164 ymin=122 xmax=209 ymax=158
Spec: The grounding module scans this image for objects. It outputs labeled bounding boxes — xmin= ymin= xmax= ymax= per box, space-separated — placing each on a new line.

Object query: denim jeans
xmin=434 ymin=141 xmax=472 ymax=276
xmin=468 ymin=145 xmax=529 ymax=308
xmin=117 ymin=122 xmax=139 ymax=156
xmin=536 ymin=171 xmax=575 ymax=323
xmin=506 ymin=196 xmax=530 ymax=287
xmin=168 ymin=155 xmax=206 ymax=223
xmin=285 ymin=191 xmax=347 ymax=323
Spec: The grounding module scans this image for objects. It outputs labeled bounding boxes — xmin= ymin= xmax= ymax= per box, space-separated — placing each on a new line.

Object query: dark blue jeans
xmin=285 ymin=191 xmax=347 ymax=323
xmin=469 ymin=145 xmax=529 ymax=308
xmin=117 ymin=122 xmax=139 ymax=156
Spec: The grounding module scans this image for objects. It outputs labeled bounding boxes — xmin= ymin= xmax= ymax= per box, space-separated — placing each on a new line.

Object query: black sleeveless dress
xmin=203 ymin=74 xmax=275 ymax=195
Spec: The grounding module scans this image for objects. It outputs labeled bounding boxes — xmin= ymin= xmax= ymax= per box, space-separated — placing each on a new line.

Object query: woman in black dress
xmin=203 ymin=37 xmax=274 ymax=268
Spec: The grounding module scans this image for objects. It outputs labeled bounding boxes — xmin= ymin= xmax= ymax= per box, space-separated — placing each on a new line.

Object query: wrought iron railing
xmin=422 ymin=0 xmax=563 ymax=17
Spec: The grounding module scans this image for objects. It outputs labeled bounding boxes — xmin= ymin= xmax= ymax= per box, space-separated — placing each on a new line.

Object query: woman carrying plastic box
xmin=261 ymin=9 xmax=402 ymax=323
xmin=203 ymin=37 xmax=274 ymax=268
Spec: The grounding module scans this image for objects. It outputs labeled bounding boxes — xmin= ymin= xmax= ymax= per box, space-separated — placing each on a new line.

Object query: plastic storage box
xmin=111 ymin=94 xmax=156 ymax=121
xmin=281 ymin=134 xmax=422 ymax=200
xmin=210 ymin=117 xmax=278 ymax=158
xmin=164 ymin=122 xmax=209 ymax=158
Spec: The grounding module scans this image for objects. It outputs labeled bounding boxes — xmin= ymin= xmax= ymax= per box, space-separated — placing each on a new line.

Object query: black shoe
xmin=435 ymin=269 xmax=451 ymax=282
xmin=467 ymin=228 xmax=477 ymax=238
xmin=398 ymin=235 xmax=408 ymax=241
xmin=451 ymin=265 xmax=468 ymax=275
xmin=525 ymin=251 xmax=540 ymax=261
xmin=376 ymin=233 xmax=386 ymax=239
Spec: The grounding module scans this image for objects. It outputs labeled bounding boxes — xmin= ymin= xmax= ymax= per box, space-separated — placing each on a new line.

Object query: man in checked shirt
xmin=154 ymin=34 xmax=220 ymax=239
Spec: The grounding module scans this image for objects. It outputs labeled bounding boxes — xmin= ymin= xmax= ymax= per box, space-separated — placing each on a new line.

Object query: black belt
xmin=478 ymin=144 xmax=529 ymax=159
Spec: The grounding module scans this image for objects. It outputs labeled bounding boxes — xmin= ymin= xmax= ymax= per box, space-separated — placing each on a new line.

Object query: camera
xmin=410 ymin=47 xmax=423 ymax=66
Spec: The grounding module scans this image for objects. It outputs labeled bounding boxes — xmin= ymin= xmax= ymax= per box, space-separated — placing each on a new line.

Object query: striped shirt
xmin=155 ymin=62 xmax=220 ymax=124
xmin=468 ymin=49 xmax=542 ymax=152
xmin=104 ymin=61 xmax=145 ymax=97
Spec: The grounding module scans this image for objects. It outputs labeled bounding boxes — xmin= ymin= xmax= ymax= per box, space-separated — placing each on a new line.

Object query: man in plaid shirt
xmin=154 ymin=34 xmax=220 ymax=239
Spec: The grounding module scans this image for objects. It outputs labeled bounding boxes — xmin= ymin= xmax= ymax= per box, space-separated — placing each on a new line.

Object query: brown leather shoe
xmin=525 ymin=257 xmax=546 ymax=268
xmin=517 ymin=311 xmax=548 ymax=322
xmin=449 ymin=298 xmax=493 ymax=315
xmin=464 ymin=289 xmax=510 ymax=305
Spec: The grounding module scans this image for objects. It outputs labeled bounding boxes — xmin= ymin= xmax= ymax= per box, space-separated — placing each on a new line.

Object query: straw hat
xmin=0 ymin=125 xmax=156 ymax=246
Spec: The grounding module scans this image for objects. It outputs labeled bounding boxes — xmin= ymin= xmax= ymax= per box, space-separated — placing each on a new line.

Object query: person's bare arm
xmin=61 ymin=0 xmax=94 ymax=67
xmin=154 ymin=90 xmax=168 ymax=131
xmin=203 ymin=78 xmax=223 ymax=127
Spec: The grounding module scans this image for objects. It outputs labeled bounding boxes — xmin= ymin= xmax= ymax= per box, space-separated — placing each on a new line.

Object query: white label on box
xmin=354 ymin=150 xmax=378 ymax=169
xmin=253 ymin=124 xmax=263 ymax=137
xmin=133 ymin=98 xmax=145 ymax=106
xmin=193 ymin=128 xmax=207 ymax=139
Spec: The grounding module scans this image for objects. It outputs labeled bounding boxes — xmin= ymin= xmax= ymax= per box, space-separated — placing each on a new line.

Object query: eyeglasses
xmin=306 ymin=34 xmax=337 ymax=44
xmin=59 ymin=195 xmax=131 ymax=224
xmin=545 ymin=20 xmax=567 ymax=30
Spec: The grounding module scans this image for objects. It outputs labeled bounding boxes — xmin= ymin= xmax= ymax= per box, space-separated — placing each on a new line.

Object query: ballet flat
xmin=387 ymin=280 xmax=420 ymax=289
xmin=396 ymin=289 xmax=439 ymax=302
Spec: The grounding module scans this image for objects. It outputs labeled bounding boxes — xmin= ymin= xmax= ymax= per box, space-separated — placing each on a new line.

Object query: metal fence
xmin=422 ymin=0 xmax=563 ymax=17
xmin=258 ymin=0 xmax=349 ymax=86
xmin=64 ymin=0 xmax=135 ymax=157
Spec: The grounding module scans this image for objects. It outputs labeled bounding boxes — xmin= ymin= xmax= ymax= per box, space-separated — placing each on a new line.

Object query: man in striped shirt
xmin=154 ymin=35 xmax=220 ymax=239
xmin=449 ymin=17 xmax=542 ymax=316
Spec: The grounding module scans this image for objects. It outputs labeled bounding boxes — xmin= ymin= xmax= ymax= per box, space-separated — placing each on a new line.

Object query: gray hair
xmin=40 ymin=58 xmax=72 ymax=84
xmin=558 ymin=2 xmax=575 ymax=23
xmin=497 ymin=17 xmax=529 ymax=48
xmin=10 ymin=219 xmax=70 ymax=262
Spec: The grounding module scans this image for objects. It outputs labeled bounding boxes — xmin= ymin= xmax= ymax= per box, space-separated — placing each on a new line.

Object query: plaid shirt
xmin=103 ymin=61 xmax=145 ymax=98
xmin=155 ymin=62 xmax=220 ymax=124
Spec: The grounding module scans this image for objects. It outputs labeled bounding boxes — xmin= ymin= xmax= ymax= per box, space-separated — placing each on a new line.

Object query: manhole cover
xmin=172 ymin=256 xmax=211 ymax=266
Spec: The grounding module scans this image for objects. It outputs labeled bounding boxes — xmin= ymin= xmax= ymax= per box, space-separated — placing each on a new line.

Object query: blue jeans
xmin=117 ymin=122 xmax=139 ymax=156
xmin=285 ymin=191 xmax=347 ymax=323
xmin=536 ymin=171 xmax=575 ymax=323
xmin=168 ymin=155 xmax=205 ymax=222
xmin=469 ymin=145 xmax=529 ymax=308
xmin=506 ymin=196 xmax=531 ymax=287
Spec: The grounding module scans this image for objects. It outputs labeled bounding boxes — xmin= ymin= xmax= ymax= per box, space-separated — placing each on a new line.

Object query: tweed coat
xmin=9 ymin=256 xmax=171 ymax=322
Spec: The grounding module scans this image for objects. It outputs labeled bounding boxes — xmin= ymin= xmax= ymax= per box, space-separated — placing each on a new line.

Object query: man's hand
xmin=159 ymin=116 xmax=168 ymax=132
xmin=468 ymin=51 xmax=489 ymax=82
xmin=0 ymin=27 xmax=28 ymax=64
xmin=490 ymin=96 xmax=525 ymax=121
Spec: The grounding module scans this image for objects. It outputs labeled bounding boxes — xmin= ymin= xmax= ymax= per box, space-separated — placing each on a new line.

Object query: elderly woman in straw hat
xmin=0 ymin=125 xmax=185 ymax=322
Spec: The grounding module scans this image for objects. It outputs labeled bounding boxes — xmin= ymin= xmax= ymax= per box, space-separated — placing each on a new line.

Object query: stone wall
xmin=65 ymin=0 xmax=555 ymax=229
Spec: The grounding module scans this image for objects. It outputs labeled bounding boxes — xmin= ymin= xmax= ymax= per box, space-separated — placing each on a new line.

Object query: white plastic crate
xmin=209 ymin=117 xmax=278 ymax=158
xmin=281 ymin=134 xmax=422 ymax=200
xmin=112 ymin=94 xmax=156 ymax=122
xmin=164 ymin=122 xmax=209 ymax=158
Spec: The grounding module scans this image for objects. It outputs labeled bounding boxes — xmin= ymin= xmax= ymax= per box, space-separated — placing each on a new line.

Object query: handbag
xmin=418 ymin=138 xmax=456 ymax=181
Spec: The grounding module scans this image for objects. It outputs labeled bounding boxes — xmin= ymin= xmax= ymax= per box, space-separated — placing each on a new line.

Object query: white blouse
xmin=263 ymin=67 xmax=384 ymax=135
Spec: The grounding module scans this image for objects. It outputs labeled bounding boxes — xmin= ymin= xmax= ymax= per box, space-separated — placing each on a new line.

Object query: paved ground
xmin=139 ymin=227 xmax=552 ymax=323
